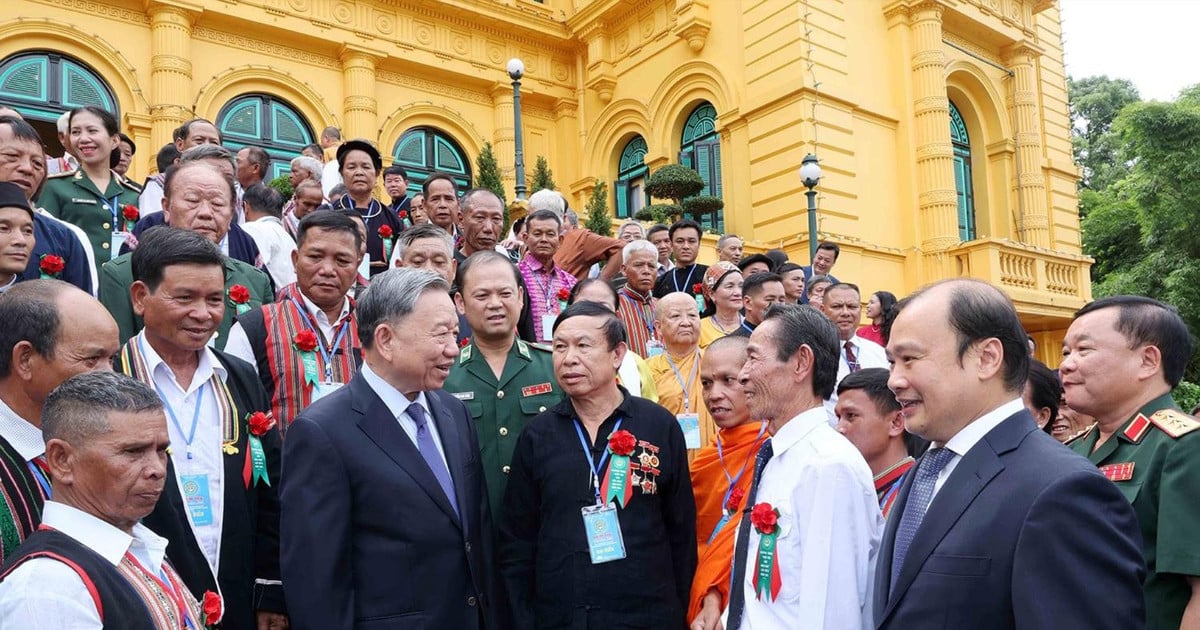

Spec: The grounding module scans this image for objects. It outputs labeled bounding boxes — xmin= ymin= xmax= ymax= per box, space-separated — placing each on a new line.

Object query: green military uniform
xmin=97 ymin=252 xmax=273 ymax=351
xmin=38 ymin=169 xmax=140 ymax=264
xmin=1068 ymin=393 xmax=1200 ymax=630
xmin=444 ymin=338 xmax=560 ymax=519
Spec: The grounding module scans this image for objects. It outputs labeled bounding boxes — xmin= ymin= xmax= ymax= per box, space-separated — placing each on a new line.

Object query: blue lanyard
xmin=619 ymin=291 xmax=654 ymax=335
xmin=665 ymin=351 xmax=700 ymax=413
xmin=522 ymin=260 xmax=559 ymax=310
xmin=573 ymin=418 xmax=623 ymax=503
xmin=740 ymin=321 xmax=755 ymax=335
xmin=103 ymin=195 xmax=120 ymax=226
xmin=673 ymin=265 xmax=698 ymax=293
xmin=27 ymin=460 xmax=51 ymax=498
xmin=140 ymin=336 xmax=207 ymax=459
xmin=340 ymin=194 xmax=382 ymax=220
xmin=291 ymin=296 xmax=351 ymax=381
xmin=707 ymin=421 xmax=768 ymax=542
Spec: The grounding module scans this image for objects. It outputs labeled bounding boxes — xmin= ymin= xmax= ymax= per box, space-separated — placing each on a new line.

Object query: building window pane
xmin=614 ymin=135 xmax=648 ymax=219
xmin=391 ymin=127 xmax=472 ymax=196
xmin=217 ymin=94 xmax=315 ymax=181
xmin=680 ymin=102 xmax=723 ymax=232
xmin=949 ymin=100 xmax=976 ymax=241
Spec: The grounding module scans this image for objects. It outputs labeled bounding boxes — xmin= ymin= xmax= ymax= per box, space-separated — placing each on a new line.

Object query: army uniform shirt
xmin=1069 ymin=393 xmax=1200 ymax=630
xmin=444 ymin=338 xmax=560 ymax=519
xmin=38 ymin=169 xmax=140 ymax=264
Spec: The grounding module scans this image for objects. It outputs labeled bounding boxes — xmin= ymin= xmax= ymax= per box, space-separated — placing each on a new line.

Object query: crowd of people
xmin=0 ymin=103 xmax=1195 ymax=630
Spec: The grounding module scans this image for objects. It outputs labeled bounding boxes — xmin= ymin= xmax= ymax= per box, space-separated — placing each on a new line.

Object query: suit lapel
xmin=428 ymin=392 xmax=470 ymax=535
xmin=352 ymin=377 xmax=463 ymax=528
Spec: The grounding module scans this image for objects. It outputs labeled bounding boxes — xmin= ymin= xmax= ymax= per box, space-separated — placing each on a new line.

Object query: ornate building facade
xmin=0 ymin=0 xmax=1087 ymax=355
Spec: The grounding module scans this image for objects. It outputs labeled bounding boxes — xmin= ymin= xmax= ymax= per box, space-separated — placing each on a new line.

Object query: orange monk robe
xmin=646 ymin=350 xmax=715 ymax=456
xmin=686 ymin=420 xmax=768 ymax=623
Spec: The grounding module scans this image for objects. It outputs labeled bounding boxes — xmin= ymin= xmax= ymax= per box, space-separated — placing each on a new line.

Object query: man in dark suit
xmin=281 ymin=267 xmax=508 ymax=630
xmin=875 ymin=279 xmax=1146 ymax=629
xmin=113 ymin=226 xmax=285 ymax=630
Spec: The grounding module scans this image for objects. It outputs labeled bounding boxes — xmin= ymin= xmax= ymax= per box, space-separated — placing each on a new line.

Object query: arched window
xmin=392 ymin=127 xmax=472 ymax=196
xmin=949 ymin=100 xmax=976 ymax=242
xmin=217 ymin=94 xmax=315 ymax=181
xmin=679 ymin=102 xmax=723 ymax=231
xmin=0 ymin=51 xmax=118 ymax=121
xmin=614 ymin=135 xmax=648 ymax=219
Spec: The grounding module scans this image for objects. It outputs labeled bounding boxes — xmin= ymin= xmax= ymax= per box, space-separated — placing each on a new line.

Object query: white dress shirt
xmin=723 ymin=406 xmax=882 ymax=630
xmin=321 ymin=160 xmax=343 ymax=198
xmin=0 ymin=501 xmax=175 ymax=628
xmin=823 ymin=335 xmax=890 ymax=423
xmin=225 ymin=291 xmax=351 ymax=375
xmin=0 ymin=396 xmax=44 ymax=463
xmin=136 ymin=331 xmax=227 ymax=573
xmin=240 ymin=216 xmax=297 ymax=289
xmin=359 ymin=362 xmax=450 ymax=471
xmin=932 ymin=398 xmax=1025 ymax=497
xmin=138 ymin=177 xmax=164 ymax=217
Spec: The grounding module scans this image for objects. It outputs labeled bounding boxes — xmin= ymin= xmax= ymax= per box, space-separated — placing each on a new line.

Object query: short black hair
xmin=0 ymin=115 xmax=41 ymax=145
xmin=297 ymin=209 xmax=363 ymax=252
xmin=837 ymin=367 xmax=900 ymax=415
xmin=526 ymin=209 xmax=562 ymax=229
xmin=647 ymin=224 xmax=669 ymax=240
xmin=423 ymin=172 xmax=459 ymax=198
xmin=301 ymin=143 xmax=322 ymax=156
xmin=382 ymin=165 xmax=408 ymax=180
xmin=131 ymin=226 xmax=224 ymax=291
xmin=1075 ymin=295 xmax=1193 ymax=387
xmin=242 ymin=183 xmax=284 ymax=218
xmin=117 ymin=132 xmax=136 ymax=154
xmin=553 ymin=300 xmax=626 ymax=351
xmin=569 ymin=277 xmax=619 ymax=311
xmin=241 ymin=146 xmax=270 ymax=177
xmin=179 ymin=118 xmax=219 ymax=142
xmin=776 ymin=262 xmax=804 ymax=276
xmin=69 ymin=106 xmax=118 ymax=136
xmin=1027 ymin=360 xmax=1062 ymax=430
xmin=761 ymin=302 xmax=840 ymax=399
xmin=824 ymin=282 xmax=861 ymax=300
xmin=456 ymin=250 xmax=521 ymax=292
xmin=898 ymin=280 xmax=1030 ymax=392
xmin=743 ymin=272 xmax=783 ymax=297
xmin=817 ymin=241 xmax=841 ymax=260
xmin=765 ymin=249 xmax=789 ymax=270
xmin=805 ymin=274 xmax=833 ymax=295
xmin=155 ymin=143 xmax=181 ymax=173
xmin=738 ymin=253 xmax=773 ymax=273
xmin=669 ymin=218 xmax=702 ymax=241
xmin=0 ymin=280 xmax=73 ymax=378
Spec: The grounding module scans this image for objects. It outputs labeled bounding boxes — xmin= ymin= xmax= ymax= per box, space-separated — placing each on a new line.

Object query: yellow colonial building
xmin=1 ymin=0 xmax=1087 ymax=355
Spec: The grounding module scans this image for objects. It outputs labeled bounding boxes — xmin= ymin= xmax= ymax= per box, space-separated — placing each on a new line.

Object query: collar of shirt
xmin=40 ymin=501 xmax=169 ymax=569
xmin=940 ymin=398 xmax=1025 ymax=457
xmin=768 ymin=406 xmax=831 ymax=458
xmin=254 ymin=216 xmax=283 ymax=226
xmin=0 ymin=396 xmax=43 ymax=461
xmin=360 ymin=361 xmax=431 ymax=420
xmin=298 ymin=288 xmax=352 ymax=330
xmin=218 ymin=234 xmax=229 ymax=256
xmin=0 ymin=275 xmax=17 ymax=293
xmin=135 ymin=331 xmax=228 ymax=396
xmin=521 ymin=254 xmax=558 ymax=275
xmin=619 ymin=285 xmax=653 ymax=304
xmin=659 ymin=260 xmax=674 ymax=272
xmin=549 ymin=385 xmax=635 ymax=421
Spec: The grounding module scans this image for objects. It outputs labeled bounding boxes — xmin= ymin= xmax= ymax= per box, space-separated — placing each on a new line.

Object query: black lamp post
xmin=507 ymin=58 xmax=527 ymax=200
xmin=799 ymin=153 xmax=822 ymax=261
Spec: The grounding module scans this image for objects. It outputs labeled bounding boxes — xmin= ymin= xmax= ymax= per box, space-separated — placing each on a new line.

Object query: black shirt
xmin=653 ymin=263 xmax=708 ymax=298
xmin=499 ymin=389 xmax=697 ymax=629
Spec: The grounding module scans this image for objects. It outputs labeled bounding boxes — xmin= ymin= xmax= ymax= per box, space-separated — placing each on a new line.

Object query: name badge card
xmin=110 ymin=231 xmax=126 ymax=261
xmin=645 ymin=339 xmax=664 ymax=358
xmin=678 ymin=413 xmax=701 ymax=449
xmin=582 ymin=503 xmax=626 ymax=564
xmin=182 ymin=473 xmax=213 ymax=527
xmin=311 ymin=381 xmax=344 ymax=403
xmin=541 ymin=313 xmax=557 ymax=342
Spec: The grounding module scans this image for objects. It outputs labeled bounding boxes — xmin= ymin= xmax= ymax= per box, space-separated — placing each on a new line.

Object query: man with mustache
xmin=0 ymin=371 xmax=209 ymax=629
xmin=114 ymin=226 xmax=286 ymax=630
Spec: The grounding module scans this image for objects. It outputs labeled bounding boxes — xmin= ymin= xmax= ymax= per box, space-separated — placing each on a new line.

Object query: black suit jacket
xmin=136 ymin=349 xmax=285 ymax=630
xmin=281 ymin=372 xmax=509 ymax=630
xmin=874 ymin=410 xmax=1146 ymax=629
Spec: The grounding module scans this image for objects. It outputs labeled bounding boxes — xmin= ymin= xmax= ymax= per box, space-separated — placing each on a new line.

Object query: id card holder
xmin=645 ymin=339 xmax=664 ymax=358
xmin=677 ymin=413 xmax=701 ymax=449
xmin=110 ymin=231 xmax=125 ymax=261
xmin=181 ymin=473 xmax=214 ymax=526
xmin=312 ymin=381 xmax=344 ymax=403
xmin=581 ymin=503 xmax=626 ymax=564
xmin=541 ymin=313 xmax=557 ymax=342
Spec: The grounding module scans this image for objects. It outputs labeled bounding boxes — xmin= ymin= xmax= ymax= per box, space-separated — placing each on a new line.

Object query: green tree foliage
xmin=531 ymin=156 xmax=556 ymax=192
xmin=475 ymin=142 xmax=506 ymax=204
xmin=267 ymin=174 xmax=293 ymax=199
xmin=634 ymin=204 xmax=681 ymax=224
xmin=584 ymin=181 xmax=612 ymax=236
xmin=1069 ymin=76 xmax=1140 ymax=190
xmin=645 ymin=164 xmax=704 ymax=206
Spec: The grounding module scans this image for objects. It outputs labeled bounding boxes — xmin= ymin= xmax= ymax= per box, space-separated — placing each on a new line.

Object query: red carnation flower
xmin=608 ymin=429 xmax=637 ymax=456
xmin=293 ymin=329 xmax=319 ymax=352
xmin=693 ymin=282 xmax=704 ymax=293
xmin=726 ymin=487 xmax=746 ymax=514
xmin=750 ymin=502 xmax=780 ymax=535
xmin=459 ymin=337 xmax=470 ymax=348
xmin=39 ymin=254 xmax=65 ymax=275
xmin=202 ymin=590 xmax=222 ymax=626
xmin=228 ymin=284 xmax=250 ymax=304
xmin=556 ymin=288 xmax=571 ymax=301
xmin=398 ymin=210 xmax=408 ymax=220
xmin=247 ymin=411 xmax=276 ymax=437
xmin=121 ymin=204 xmax=139 ymax=222
xmin=378 ymin=225 xmax=394 ymax=239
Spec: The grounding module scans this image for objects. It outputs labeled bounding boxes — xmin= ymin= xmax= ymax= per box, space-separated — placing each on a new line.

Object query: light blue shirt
xmin=359 ymin=362 xmax=449 ymax=470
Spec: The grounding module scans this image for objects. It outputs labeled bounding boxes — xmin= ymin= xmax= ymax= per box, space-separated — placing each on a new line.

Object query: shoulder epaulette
xmin=1064 ymin=423 xmax=1096 ymax=445
xmin=119 ymin=175 xmax=143 ymax=193
xmin=1149 ymin=409 xmax=1200 ymax=439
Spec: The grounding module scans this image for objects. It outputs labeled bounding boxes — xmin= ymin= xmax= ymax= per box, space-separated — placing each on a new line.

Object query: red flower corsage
xmin=692 ymin=282 xmax=704 ymax=294
xmin=556 ymin=287 xmax=571 ymax=302
xmin=726 ymin=487 xmax=746 ymax=514
xmin=293 ymin=329 xmax=319 ymax=352
xmin=228 ymin=284 xmax=250 ymax=305
xmin=122 ymin=204 xmax=139 ymax=222
xmin=202 ymin=590 xmax=222 ymax=627
xmin=459 ymin=337 xmax=470 ymax=348
xmin=751 ymin=502 xmax=780 ymax=535
xmin=39 ymin=254 xmax=65 ymax=277
xmin=378 ymin=224 xmax=394 ymax=239
xmin=608 ymin=429 xmax=637 ymax=456
xmin=248 ymin=411 xmax=276 ymax=436
xmin=398 ymin=210 xmax=408 ymax=220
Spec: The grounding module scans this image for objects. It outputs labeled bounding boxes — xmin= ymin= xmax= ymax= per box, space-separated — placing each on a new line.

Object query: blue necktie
xmin=890 ymin=447 xmax=956 ymax=594
xmin=407 ymin=402 xmax=459 ymax=517
xmin=725 ymin=438 xmax=774 ymax=630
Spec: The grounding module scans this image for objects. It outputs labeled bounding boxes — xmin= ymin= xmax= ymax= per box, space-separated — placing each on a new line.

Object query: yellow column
xmin=492 ymin=83 xmax=516 ymax=195
xmin=339 ymin=46 xmax=382 ymax=142
xmin=908 ymin=1 xmax=957 ymax=278
xmin=147 ymin=2 xmax=195 ymax=150
xmin=1004 ymin=42 xmax=1050 ymax=247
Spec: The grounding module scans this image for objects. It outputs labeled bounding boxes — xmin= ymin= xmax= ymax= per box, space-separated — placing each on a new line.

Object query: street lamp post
xmin=799 ymin=153 xmax=822 ymax=262
xmin=507 ymin=58 xmax=527 ymax=200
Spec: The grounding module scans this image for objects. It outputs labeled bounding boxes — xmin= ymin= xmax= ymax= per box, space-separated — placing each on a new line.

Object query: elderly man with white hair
xmin=616 ymin=239 xmax=661 ymax=358
xmin=283 ymin=155 xmax=323 ymax=237
xmin=527 ymin=188 xmax=624 ymax=281
xmin=45 ymin=111 xmax=78 ymax=176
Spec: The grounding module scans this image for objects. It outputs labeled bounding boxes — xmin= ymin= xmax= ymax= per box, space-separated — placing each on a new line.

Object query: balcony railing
xmin=950 ymin=238 xmax=1092 ymax=314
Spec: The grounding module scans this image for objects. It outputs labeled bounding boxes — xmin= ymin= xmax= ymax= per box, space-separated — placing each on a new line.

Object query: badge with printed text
xmin=582 ymin=503 xmax=626 ymax=564
xmin=541 ymin=314 xmax=557 ymax=343
xmin=182 ymin=473 xmax=213 ymax=527
xmin=677 ymin=413 xmax=701 ymax=449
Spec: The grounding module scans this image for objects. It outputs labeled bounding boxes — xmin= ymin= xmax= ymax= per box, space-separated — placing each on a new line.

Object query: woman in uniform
xmin=38 ymin=106 xmax=140 ymax=264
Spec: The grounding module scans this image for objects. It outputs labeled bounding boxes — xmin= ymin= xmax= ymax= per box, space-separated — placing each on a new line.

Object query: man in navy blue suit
xmin=281 ymin=267 xmax=509 ymax=629
xmin=875 ymin=279 xmax=1146 ymax=629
